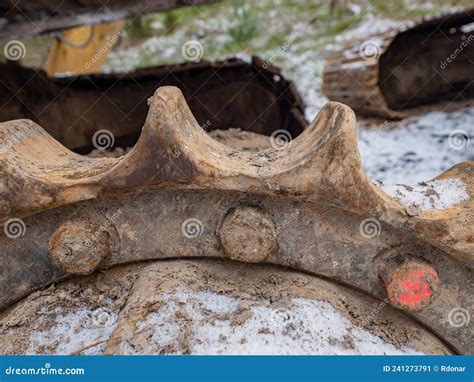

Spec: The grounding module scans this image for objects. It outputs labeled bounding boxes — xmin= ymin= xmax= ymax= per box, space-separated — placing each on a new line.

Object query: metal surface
xmin=43 ymin=21 xmax=125 ymax=76
xmin=0 ymin=57 xmax=306 ymax=152
xmin=0 ymin=0 xmax=216 ymax=41
xmin=0 ymin=86 xmax=472 ymax=353
xmin=322 ymin=8 xmax=474 ymax=118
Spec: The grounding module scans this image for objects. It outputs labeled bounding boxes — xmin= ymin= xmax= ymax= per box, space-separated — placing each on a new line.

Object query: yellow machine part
xmin=44 ymin=21 xmax=125 ymax=76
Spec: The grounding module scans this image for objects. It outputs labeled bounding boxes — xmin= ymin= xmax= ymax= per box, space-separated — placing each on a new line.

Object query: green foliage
xmin=125 ymin=15 xmax=157 ymax=38
xmin=226 ymin=1 xmax=259 ymax=46
xmin=101 ymin=0 xmax=462 ymax=71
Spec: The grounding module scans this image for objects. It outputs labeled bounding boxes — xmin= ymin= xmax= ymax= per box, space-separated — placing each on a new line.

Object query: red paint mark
xmin=387 ymin=265 xmax=439 ymax=310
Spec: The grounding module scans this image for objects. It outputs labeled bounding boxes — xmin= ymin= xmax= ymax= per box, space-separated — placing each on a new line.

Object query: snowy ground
xmin=381 ymin=178 xmax=470 ymax=211
xmin=127 ymin=289 xmax=421 ymax=355
xmin=25 ymin=288 xmax=421 ymax=355
xmin=358 ymin=108 xmax=473 ymax=185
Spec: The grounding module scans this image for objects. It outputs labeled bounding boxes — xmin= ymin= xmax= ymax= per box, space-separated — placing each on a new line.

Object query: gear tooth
xmin=412 ymin=162 xmax=474 ymax=268
xmin=269 ymin=100 xmax=382 ymax=211
xmin=99 ymin=86 xmax=205 ymax=189
xmin=0 ymin=119 xmax=114 ymax=222
xmin=100 ymin=87 xmax=377 ymax=214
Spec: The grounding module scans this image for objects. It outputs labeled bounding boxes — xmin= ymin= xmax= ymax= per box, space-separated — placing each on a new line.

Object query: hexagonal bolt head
xmin=218 ymin=206 xmax=279 ymax=263
xmin=379 ymin=256 xmax=439 ymax=311
xmin=49 ymin=221 xmax=114 ymax=275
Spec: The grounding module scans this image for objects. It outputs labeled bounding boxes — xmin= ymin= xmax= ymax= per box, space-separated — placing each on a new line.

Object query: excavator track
xmin=0 ymin=57 xmax=306 ymax=153
xmin=0 ymin=86 xmax=472 ymax=354
xmin=0 ymin=0 xmax=216 ymax=41
xmin=322 ymin=8 xmax=474 ymax=118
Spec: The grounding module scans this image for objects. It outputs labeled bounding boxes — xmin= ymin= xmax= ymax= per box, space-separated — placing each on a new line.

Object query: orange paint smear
xmin=389 ymin=267 xmax=438 ymax=307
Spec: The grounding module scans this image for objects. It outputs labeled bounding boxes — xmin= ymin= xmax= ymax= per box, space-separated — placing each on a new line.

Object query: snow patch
xmin=357 ymin=108 xmax=474 ymax=184
xmin=336 ymin=14 xmax=401 ymax=43
xmin=26 ymin=307 xmax=118 ymax=355
xmin=127 ymin=288 xmax=421 ymax=355
xmin=382 ymin=178 xmax=470 ymax=211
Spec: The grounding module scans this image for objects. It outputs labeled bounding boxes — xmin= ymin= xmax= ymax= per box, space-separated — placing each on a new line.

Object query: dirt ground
xmin=0 ymin=259 xmax=451 ymax=355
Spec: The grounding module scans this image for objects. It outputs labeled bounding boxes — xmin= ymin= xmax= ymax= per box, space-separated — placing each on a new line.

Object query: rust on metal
xmin=322 ymin=8 xmax=474 ymax=118
xmin=0 ymin=86 xmax=472 ymax=354
xmin=0 ymin=57 xmax=306 ymax=152
xmin=48 ymin=220 xmax=116 ymax=275
xmin=219 ymin=206 xmax=279 ymax=263
xmin=0 ymin=0 xmax=216 ymax=41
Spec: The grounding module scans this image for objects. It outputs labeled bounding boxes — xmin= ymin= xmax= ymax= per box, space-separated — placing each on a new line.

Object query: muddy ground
xmin=0 ymin=260 xmax=451 ymax=355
